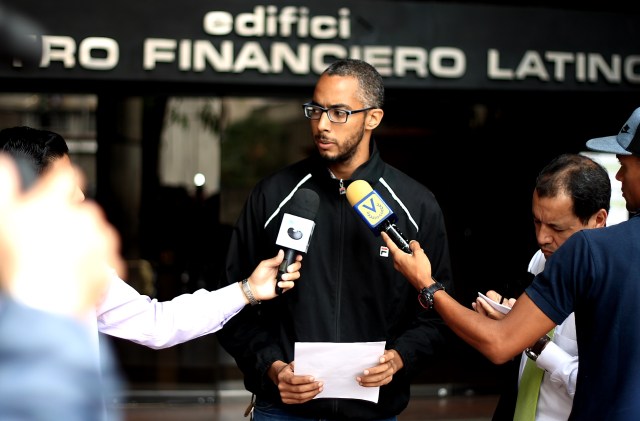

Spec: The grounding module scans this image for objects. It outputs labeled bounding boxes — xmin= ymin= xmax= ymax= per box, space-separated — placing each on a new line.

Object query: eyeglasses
xmin=302 ymin=103 xmax=374 ymax=124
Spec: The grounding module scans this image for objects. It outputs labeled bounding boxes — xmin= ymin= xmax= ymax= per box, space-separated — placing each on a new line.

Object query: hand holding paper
xmin=476 ymin=291 xmax=512 ymax=318
xmin=294 ymin=341 xmax=386 ymax=403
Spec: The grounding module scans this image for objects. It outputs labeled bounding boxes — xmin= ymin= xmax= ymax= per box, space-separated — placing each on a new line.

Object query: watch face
xmin=418 ymin=289 xmax=433 ymax=309
xmin=418 ymin=283 xmax=444 ymax=310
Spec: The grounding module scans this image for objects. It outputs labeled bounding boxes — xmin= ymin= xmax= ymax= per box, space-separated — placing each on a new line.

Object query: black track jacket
xmin=216 ymin=141 xmax=454 ymax=420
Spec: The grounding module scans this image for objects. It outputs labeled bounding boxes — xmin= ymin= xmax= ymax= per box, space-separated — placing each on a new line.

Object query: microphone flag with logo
xmin=274 ymin=188 xmax=319 ymax=294
xmin=346 ymin=180 xmax=411 ymax=254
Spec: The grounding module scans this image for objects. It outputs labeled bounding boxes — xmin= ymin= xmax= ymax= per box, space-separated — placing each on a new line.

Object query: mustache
xmin=315 ymin=134 xmax=334 ymax=143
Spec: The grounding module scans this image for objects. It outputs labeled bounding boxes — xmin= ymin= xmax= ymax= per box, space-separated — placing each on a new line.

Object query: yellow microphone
xmin=346 ymin=180 xmax=411 ymax=254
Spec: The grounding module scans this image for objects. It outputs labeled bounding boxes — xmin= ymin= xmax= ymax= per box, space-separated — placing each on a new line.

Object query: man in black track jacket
xmin=216 ymin=58 xmax=454 ymax=421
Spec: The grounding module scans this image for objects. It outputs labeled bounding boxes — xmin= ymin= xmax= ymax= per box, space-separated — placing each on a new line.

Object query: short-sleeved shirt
xmin=526 ymin=214 xmax=640 ymax=420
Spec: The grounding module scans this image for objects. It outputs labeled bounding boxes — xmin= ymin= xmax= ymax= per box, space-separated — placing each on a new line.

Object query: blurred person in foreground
xmin=476 ymin=154 xmax=610 ymax=421
xmin=0 ymin=125 xmax=303 ymax=353
xmin=0 ymin=153 xmax=123 ymax=421
xmin=216 ymin=58 xmax=454 ymax=420
xmin=382 ymin=107 xmax=640 ymax=420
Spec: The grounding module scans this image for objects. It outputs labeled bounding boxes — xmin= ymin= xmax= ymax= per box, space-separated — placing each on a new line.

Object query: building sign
xmin=2 ymin=0 xmax=639 ymax=91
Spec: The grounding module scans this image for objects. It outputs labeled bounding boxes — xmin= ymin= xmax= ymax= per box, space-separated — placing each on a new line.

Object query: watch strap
xmin=525 ymin=334 xmax=551 ymax=361
xmin=418 ymin=280 xmax=445 ymax=310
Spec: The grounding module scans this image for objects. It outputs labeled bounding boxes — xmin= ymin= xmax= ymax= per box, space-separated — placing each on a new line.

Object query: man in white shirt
xmin=476 ymin=154 xmax=611 ymax=420
xmin=0 ymin=125 xmax=303 ymax=351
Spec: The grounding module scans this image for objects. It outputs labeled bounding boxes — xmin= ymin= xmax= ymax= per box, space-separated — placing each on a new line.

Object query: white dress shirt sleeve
xmin=522 ymin=251 xmax=578 ymax=419
xmin=535 ymin=341 xmax=578 ymax=397
xmin=96 ymin=271 xmax=246 ymax=349
xmin=535 ymin=311 xmax=579 ymax=398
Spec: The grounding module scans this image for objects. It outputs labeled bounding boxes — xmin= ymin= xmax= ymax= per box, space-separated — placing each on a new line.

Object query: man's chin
xmin=318 ymin=150 xmax=340 ymax=164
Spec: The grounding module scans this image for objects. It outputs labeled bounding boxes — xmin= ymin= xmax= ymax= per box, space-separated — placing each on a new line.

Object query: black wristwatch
xmin=418 ymin=279 xmax=445 ymax=310
xmin=525 ymin=334 xmax=551 ymax=361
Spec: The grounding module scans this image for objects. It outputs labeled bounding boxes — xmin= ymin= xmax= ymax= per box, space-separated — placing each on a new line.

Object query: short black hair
xmin=0 ymin=126 xmax=69 ymax=174
xmin=535 ymin=153 xmax=611 ymax=225
xmin=323 ymin=59 xmax=385 ymax=109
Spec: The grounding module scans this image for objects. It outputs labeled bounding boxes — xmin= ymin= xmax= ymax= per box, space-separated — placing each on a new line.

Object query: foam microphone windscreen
xmin=345 ymin=179 xmax=373 ymax=207
xmin=284 ymin=188 xmax=320 ymax=222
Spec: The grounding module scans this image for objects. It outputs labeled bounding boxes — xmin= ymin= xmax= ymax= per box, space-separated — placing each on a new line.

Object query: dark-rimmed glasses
xmin=302 ymin=103 xmax=374 ymax=124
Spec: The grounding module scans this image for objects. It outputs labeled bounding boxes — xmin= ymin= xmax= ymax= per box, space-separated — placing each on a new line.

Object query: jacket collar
xmin=310 ymin=138 xmax=384 ymax=188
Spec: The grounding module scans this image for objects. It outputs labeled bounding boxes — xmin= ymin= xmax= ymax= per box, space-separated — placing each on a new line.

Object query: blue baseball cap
xmin=586 ymin=107 xmax=640 ymax=156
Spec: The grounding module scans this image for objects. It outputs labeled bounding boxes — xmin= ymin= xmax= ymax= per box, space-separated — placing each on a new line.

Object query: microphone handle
xmin=275 ymin=248 xmax=297 ymax=295
xmin=382 ymin=221 xmax=412 ymax=254
xmin=14 ymin=155 xmax=37 ymax=192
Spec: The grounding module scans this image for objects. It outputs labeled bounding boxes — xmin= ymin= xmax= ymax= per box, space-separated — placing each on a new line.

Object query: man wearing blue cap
xmin=381 ymin=107 xmax=640 ymax=421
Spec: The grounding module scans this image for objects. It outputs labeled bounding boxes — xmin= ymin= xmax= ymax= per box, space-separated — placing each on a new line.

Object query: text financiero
xmin=17 ymin=35 xmax=640 ymax=84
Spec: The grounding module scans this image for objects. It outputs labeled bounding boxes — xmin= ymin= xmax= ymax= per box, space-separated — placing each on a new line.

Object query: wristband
xmin=241 ymin=278 xmax=260 ymax=306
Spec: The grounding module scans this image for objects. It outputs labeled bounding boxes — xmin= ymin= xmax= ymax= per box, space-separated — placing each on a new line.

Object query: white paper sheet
xmin=294 ymin=341 xmax=386 ymax=403
xmin=477 ymin=292 xmax=512 ymax=314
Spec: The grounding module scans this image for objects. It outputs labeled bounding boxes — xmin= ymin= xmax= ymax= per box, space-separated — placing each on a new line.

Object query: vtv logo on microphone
xmin=354 ymin=191 xmax=392 ymax=230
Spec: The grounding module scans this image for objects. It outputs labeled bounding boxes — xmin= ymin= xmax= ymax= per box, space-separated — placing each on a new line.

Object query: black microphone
xmin=346 ymin=180 xmax=411 ymax=254
xmin=274 ymin=188 xmax=319 ymax=294
xmin=0 ymin=4 xmax=45 ymax=67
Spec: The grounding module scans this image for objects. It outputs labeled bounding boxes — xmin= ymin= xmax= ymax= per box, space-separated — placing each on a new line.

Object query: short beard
xmin=318 ymin=124 xmax=365 ymax=165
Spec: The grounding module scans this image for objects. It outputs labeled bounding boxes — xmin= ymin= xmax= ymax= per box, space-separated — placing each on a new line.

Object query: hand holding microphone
xmin=274 ymin=188 xmax=319 ymax=294
xmin=346 ymin=180 xmax=412 ymax=254
xmin=241 ymin=250 xmax=303 ymax=304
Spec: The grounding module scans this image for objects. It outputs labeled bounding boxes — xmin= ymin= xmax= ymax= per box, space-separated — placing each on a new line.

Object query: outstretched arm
xmin=97 ymin=250 xmax=302 ymax=349
xmin=380 ymin=232 xmax=555 ymax=364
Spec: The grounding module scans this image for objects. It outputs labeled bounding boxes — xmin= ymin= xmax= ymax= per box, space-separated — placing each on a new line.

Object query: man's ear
xmin=594 ymin=209 xmax=608 ymax=228
xmin=365 ymin=109 xmax=384 ymax=130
